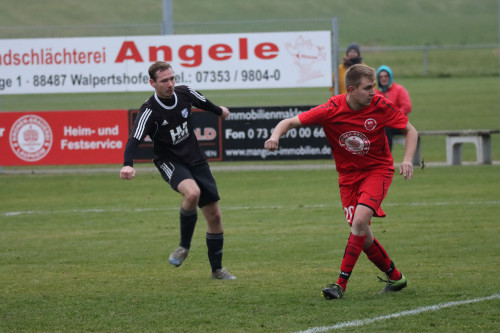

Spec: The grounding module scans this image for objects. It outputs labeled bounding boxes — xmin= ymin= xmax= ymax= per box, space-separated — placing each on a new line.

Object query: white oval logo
xmin=339 ymin=131 xmax=370 ymax=155
xmin=9 ymin=115 xmax=53 ymax=162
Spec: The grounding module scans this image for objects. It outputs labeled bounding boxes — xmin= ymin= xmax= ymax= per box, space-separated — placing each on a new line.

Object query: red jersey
xmin=298 ymin=94 xmax=408 ymax=175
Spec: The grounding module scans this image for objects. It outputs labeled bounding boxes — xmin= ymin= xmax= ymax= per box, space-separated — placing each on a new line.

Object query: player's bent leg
xmin=350 ymin=204 xmax=374 ymax=237
xmin=168 ymin=179 xmax=200 ymax=268
xmin=325 ymin=204 xmax=373 ymax=297
xmin=201 ymin=202 xmax=235 ymax=279
xmin=201 ymin=201 xmax=223 ymax=234
xmin=364 ymin=238 xmax=404 ymax=280
xmin=177 ymin=179 xmax=201 ymax=210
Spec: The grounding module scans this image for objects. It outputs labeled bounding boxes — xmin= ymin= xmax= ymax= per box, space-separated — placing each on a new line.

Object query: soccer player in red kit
xmin=264 ymin=64 xmax=418 ymax=299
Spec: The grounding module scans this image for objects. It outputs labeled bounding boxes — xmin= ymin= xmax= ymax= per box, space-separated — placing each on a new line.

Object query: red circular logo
xmin=364 ymin=118 xmax=377 ymax=131
xmin=9 ymin=115 xmax=53 ymax=162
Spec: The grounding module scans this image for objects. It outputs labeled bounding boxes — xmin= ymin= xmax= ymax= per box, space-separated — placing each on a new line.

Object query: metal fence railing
xmin=362 ymin=44 xmax=499 ymax=77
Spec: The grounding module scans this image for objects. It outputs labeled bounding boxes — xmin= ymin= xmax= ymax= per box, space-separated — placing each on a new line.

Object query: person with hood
xmin=375 ymin=65 xmax=412 ymax=150
xmin=330 ymin=42 xmax=365 ymax=95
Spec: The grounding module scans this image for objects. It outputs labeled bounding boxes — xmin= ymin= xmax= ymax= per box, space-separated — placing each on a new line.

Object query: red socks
xmin=336 ymin=233 xmax=366 ymax=291
xmin=364 ymin=238 xmax=402 ymax=281
xmin=336 ymin=235 xmax=402 ymax=291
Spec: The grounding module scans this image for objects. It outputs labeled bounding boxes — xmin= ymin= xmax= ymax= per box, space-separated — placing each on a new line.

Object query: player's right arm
xmin=265 ymin=99 xmax=332 ymax=151
xmin=120 ymin=107 xmax=154 ymax=180
xmin=120 ymin=136 xmax=140 ymax=180
xmin=264 ymin=116 xmax=303 ymax=151
xmin=120 ymin=165 xmax=136 ymax=180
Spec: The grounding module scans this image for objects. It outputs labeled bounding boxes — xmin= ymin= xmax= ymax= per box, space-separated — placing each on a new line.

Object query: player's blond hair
xmin=148 ymin=61 xmax=173 ymax=81
xmin=345 ymin=64 xmax=375 ymax=91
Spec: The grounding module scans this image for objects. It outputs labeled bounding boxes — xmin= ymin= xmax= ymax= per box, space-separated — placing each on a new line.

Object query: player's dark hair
xmin=148 ymin=61 xmax=172 ymax=81
xmin=345 ymin=64 xmax=375 ymax=91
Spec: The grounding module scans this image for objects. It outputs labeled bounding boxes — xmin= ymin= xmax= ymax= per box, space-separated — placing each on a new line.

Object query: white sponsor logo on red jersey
xmin=339 ymin=131 xmax=370 ymax=155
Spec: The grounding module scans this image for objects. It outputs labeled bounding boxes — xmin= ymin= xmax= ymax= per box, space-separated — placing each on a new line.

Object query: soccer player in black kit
xmin=120 ymin=61 xmax=235 ymax=280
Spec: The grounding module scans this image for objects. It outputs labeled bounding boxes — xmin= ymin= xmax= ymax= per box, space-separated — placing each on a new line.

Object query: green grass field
xmin=1 ymin=1 xmax=499 ymax=332
xmin=1 ymin=164 xmax=499 ymax=332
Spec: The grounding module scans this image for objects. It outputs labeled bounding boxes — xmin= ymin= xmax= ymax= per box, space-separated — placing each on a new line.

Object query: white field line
xmin=294 ymin=293 xmax=500 ymax=333
xmin=3 ymin=200 xmax=500 ymax=217
xmin=1 ymin=161 xmax=499 ymax=175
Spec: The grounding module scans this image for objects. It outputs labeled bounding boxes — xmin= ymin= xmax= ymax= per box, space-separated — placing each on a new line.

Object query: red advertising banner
xmin=0 ymin=110 xmax=128 ymax=166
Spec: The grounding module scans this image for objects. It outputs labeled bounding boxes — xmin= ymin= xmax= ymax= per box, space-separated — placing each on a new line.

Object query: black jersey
xmin=123 ymin=85 xmax=222 ymax=166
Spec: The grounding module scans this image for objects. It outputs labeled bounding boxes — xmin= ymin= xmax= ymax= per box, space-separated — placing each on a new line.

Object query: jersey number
xmin=343 ymin=205 xmax=355 ymax=224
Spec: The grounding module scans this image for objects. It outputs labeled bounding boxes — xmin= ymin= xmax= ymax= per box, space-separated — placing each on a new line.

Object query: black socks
xmin=179 ymin=208 xmax=197 ymax=249
xmin=206 ymin=233 xmax=224 ymax=272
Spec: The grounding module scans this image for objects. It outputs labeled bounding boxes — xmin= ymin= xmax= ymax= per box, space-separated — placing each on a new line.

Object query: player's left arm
xmin=189 ymin=87 xmax=225 ymax=117
xmin=399 ymin=121 xmax=418 ymax=180
xmin=219 ymin=106 xmax=230 ymax=119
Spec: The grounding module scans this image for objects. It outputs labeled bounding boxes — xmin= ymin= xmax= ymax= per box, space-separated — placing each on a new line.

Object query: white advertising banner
xmin=0 ymin=31 xmax=331 ymax=95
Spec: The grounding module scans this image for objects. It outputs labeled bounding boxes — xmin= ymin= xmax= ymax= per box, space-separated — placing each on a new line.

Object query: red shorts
xmin=338 ymin=169 xmax=393 ymax=225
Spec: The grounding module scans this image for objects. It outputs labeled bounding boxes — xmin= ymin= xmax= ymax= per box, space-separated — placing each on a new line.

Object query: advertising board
xmin=0 ymin=110 xmax=129 ymax=165
xmin=0 ymin=31 xmax=331 ymax=94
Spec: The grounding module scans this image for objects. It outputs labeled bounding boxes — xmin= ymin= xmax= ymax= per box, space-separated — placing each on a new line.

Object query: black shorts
xmin=154 ymin=159 xmax=220 ymax=208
